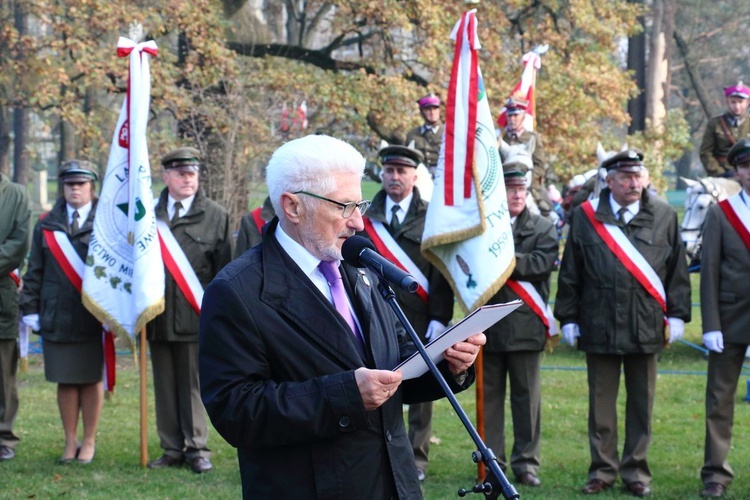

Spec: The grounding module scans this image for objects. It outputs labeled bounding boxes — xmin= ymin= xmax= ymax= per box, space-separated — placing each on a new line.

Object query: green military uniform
xmin=235 ymin=196 xmax=275 ymax=256
xmin=699 ymin=114 xmax=750 ymax=177
xmin=556 ymin=150 xmax=692 ymax=489
xmin=406 ymin=124 xmax=442 ymax=169
xmin=148 ymin=148 xmax=232 ymax=467
xmin=0 ymin=174 xmax=30 ymax=458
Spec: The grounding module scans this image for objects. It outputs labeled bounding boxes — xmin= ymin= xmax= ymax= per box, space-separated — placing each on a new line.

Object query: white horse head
xmin=680 ymin=176 xmax=742 ymax=262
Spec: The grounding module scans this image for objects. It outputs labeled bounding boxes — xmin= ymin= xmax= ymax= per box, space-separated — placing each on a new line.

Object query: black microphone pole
xmin=375 ymin=278 xmax=518 ymax=500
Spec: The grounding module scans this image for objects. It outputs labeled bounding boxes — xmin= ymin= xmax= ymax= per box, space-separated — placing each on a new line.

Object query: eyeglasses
xmin=293 ymin=191 xmax=371 ymax=218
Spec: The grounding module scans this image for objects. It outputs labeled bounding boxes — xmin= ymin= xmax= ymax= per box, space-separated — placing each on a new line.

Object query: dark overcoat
xmin=20 ymin=198 xmax=101 ymax=342
xmin=484 ymin=208 xmax=558 ymax=353
xmin=700 ymin=198 xmax=750 ymax=342
xmin=555 ymin=188 xmax=691 ymax=354
xmin=199 ymin=219 xmax=473 ymax=499
xmin=148 ymin=188 xmax=232 ymax=342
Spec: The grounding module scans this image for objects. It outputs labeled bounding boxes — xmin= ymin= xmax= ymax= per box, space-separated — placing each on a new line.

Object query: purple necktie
xmin=318 ymin=260 xmax=363 ymax=344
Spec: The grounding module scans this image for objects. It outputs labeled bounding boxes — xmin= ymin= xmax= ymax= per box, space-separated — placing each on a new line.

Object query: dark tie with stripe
xmin=389 ymin=205 xmax=401 ymax=233
xmin=71 ymin=210 xmax=80 ymax=234
xmin=171 ymin=201 xmax=183 ymax=226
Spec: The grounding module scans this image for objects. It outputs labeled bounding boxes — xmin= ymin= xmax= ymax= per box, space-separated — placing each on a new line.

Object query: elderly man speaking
xmin=199 ymin=134 xmax=485 ymax=499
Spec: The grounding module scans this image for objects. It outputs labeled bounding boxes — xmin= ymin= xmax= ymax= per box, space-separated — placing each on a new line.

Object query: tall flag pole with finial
xmin=81 ymin=24 xmax=164 ymax=467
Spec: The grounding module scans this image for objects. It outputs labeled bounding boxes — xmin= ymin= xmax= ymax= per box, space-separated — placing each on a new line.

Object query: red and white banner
xmin=362 ymin=218 xmax=429 ymax=302
xmin=506 ymin=279 xmax=558 ymax=338
xmin=719 ymin=194 xmax=750 ymax=251
xmin=44 ymin=229 xmax=116 ymax=391
xmin=82 ymin=37 xmax=165 ymax=339
xmin=294 ymin=100 xmax=308 ymax=130
xmin=156 ymin=220 xmax=204 ymax=315
xmin=422 ymin=10 xmax=515 ymax=313
xmin=581 ymin=199 xmax=667 ymax=317
xmin=496 ymin=46 xmax=547 ymax=132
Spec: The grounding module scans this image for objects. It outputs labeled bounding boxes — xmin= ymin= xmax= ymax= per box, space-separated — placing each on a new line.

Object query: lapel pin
xmin=358 ymin=269 xmax=371 ymax=287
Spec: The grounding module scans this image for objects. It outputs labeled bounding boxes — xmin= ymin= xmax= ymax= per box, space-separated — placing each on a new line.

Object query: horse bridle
xmin=680 ymin=178 xmax=721 ymax=233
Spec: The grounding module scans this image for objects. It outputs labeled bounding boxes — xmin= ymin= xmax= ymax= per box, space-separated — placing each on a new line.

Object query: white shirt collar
xmin=609 ymin=196 xmax=640 ymax=222
xmin=421 ymin=124 xmax=440 ymax=135
xmin=168 ymin=194 xmax=196 ymax=220
xmin=274 ymin=222 xmax=332 ymax=298
xmin=67 ymin=202 xmax=93 ymax=226
xmin=385 ymin=192 xmax=414 ymax=224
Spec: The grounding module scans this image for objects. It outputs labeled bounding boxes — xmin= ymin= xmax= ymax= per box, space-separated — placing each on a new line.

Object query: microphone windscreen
xmin=341 ymin=235 xmax=375 ymax=267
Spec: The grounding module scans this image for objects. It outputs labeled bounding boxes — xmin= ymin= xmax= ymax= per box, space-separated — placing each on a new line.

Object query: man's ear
xmin=280 ymin=192 xmax=301 ymax=222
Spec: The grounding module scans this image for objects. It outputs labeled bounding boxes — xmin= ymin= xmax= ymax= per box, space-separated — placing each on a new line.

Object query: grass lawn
xmin=5 ymin=289 xmax=750 ymax=499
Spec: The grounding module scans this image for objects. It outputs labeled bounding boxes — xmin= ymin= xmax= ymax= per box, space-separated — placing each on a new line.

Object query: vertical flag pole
xmin=475 ymin=349 xmax=485 ymax=480
xmin=140 ymin=326 xmax=148 ymax=466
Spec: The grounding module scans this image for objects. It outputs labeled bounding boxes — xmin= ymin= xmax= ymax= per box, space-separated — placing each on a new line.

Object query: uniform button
xmin=339 ymin=416 xmax=350 ymax=428
xmin=385 ymin=431 xmax=392 ymax=442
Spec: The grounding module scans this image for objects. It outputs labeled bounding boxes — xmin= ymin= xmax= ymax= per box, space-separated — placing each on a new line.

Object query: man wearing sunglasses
xmin=361 ymin=144 xmax=455 ymax=483
xmin=199 ymin=134 xmax=484 ymax=499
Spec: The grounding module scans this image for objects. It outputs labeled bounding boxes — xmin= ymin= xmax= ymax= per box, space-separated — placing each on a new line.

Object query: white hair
xmin=265 ymin=135 xmax=366 ymax=218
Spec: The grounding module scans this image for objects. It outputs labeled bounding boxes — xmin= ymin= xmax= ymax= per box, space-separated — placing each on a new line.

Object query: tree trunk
xmin=0 ymin=104 xmax=10 ymax=176
xmin=627 ymin=0 xmax=647 ymax=134
xmin=646 ymin=0 xmax=674 ymax=132
xmin=13 ymin=107 xmax=29 ymax=186
xmin=674 ymin=29 xmax=715 ymax=119
xmin=12 ymin=0 xmax=30 ymax=185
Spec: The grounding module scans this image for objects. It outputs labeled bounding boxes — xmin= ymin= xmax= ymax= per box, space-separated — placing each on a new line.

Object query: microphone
xmin=342 ymin=235 xmax=419 ymax=293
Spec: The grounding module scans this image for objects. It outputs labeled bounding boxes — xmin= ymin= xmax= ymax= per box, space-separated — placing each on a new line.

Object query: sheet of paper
xmin=393 ymin=300 xmax=523 ymax=380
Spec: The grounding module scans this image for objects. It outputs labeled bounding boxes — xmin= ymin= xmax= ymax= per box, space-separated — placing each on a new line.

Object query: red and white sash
xmin=156 ymin=219 xmax=203 ymax=314
xmin=43 ymin=229 xmax=86 ymax=291
xmin=251 ymin=206 xmax=264 ymax=234
xmin=9 ymin=269 xmax=20 ymax=288
xmin=719 ymin=193 xmax=750 ymax=251
xmin=581 ymin=199 xmax=667 ymax=319
xmin=362 ymin=217 xmax=429 ymax=302
xmin=505 ymin=279 xmax=558 ymax=338
xmin=43 ymin=228 xmax=116 ymax=391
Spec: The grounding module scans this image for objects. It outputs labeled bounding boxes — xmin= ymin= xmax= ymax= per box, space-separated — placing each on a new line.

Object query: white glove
xmin=561 ymin=323 xmax=580 ymax=346
xmin=667 ymin=317 xmax=685 ymax=344
xmin=425 ymin=320 xmax=447 ymax=342
xmin=703 ymin=331 xmax=724 ymax=353
xmin=22 ymin=314 xmax=40 ymax=332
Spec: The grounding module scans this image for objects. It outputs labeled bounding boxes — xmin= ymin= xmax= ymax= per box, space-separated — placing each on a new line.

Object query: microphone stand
xmin=376 ymin=279 xmax=519 ymax=500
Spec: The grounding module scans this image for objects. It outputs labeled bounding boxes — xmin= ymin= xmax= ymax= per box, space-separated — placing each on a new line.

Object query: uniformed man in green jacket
xmin=699 ymin=81 xmax=750 ymax=178
xmin=147 ymin=147 xmax=232 ymax=473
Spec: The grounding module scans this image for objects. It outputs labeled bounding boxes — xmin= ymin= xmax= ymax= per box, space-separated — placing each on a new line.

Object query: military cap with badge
xmin=601 ymin=149 xmax=645 ymax=173
xmin=727 ymin=138 xmax=750 ymax=167
xmin=161 ymin=147 xmax=201 ymax=173
xmin=59 ymin=159 xmax=99 ymax=183
xmin=503 ymin=149 xmax=533 ymax=186
xmin=724 ymin=81 xmax=750 ymax=99
xmin=505 ymin=96 xmax=529 ymax=116
xmin=379 ymin=145 xmax=425 ymax=168
xmin=417 ymin=93 xmax=441 ymax=109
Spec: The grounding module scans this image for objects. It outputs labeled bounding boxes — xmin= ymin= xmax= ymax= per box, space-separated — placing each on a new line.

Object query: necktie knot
xmin=617 ymin=207 xmax=629 ymax=222
xmin=318 ymin=260 xmax=363 ymax=346
xmin=171 ymin=201 xmax=183 ymax=225
xmin=318 ymin=259 xmax=342 ymax=284
xmin=389 ymin=205 xmax=401 ymax=233
xmin=71 ymin=210 xmax=80 ymax=234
